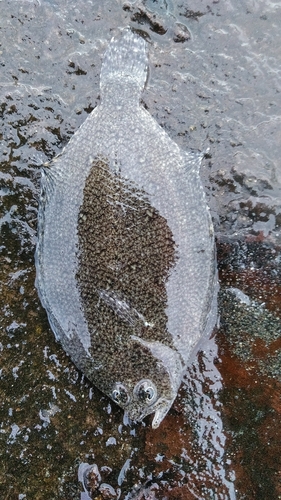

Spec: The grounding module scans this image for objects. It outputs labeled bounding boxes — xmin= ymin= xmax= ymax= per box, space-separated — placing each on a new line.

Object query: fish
xmin=35 ymin=28 xmax=218 ymax=428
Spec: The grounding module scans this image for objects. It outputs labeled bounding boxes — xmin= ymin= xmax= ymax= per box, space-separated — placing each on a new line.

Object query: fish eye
xmin=111 ymin=383 xmax=130 ymax=406
xmin=134 ymin=379 xmax=157 ymax=406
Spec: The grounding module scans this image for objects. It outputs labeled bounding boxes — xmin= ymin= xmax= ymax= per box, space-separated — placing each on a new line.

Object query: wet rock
xmin=173 ymin=22 xmax=191 ymax=43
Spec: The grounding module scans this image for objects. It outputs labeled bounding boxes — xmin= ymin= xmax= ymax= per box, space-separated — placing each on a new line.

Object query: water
xmin=1 ymin=0 xmax=281 ymax=498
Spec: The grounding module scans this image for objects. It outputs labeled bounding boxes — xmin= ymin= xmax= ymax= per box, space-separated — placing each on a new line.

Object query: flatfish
xmin=35 ymin=29 xmax=218 ymax=428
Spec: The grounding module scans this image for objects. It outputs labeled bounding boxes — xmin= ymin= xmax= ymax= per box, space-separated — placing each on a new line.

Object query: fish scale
xmin=35 ymin=28 xmax=218 ymax=428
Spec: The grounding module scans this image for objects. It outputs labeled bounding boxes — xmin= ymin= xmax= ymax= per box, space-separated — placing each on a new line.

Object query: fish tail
xmin=100 ymin=28 xmax=148 ymax=91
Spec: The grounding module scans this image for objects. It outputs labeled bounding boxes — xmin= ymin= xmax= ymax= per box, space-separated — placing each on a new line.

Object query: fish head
xmin=109 ymin=337 xmax=184 ymax=428
xmin=110 ymin=378 xmax=174 ymax=429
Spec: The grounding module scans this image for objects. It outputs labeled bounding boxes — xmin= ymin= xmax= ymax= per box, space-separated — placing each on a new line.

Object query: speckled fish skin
xmin=35 ymin=29 xmax=218 ymax=428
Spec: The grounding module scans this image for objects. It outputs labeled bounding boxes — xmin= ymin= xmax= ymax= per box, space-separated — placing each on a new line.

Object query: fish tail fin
xmin=100 ymin=28 xmax=148 ymax=93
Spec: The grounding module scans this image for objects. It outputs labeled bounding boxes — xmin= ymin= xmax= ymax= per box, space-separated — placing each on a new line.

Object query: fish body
xmin=35 ymin=29 xmax=217 ymax=428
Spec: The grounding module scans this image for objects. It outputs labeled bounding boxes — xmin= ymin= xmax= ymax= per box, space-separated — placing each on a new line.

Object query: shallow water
xmin=1 ymin=0 xmax=281 ymax=498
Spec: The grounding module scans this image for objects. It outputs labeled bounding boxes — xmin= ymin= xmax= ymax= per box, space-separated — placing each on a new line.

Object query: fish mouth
xmin=151 ymin=399 xmax=172 ymax=429
xmin=124 ymin=408 xmax=146 ymax=425
xmin=124 ymin=398 xmax=173 ymax=428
